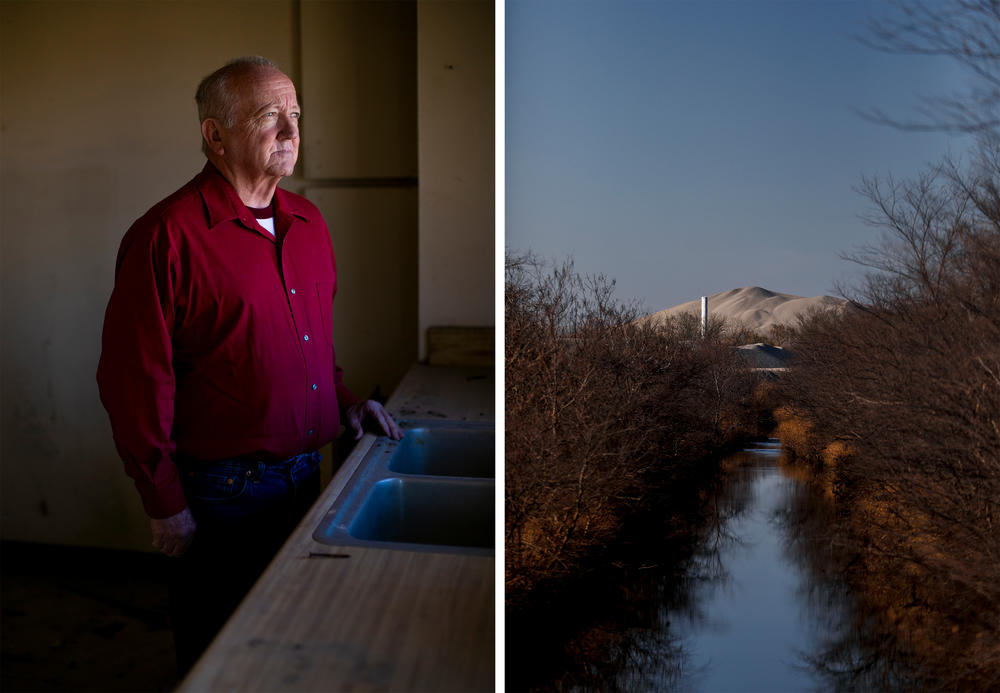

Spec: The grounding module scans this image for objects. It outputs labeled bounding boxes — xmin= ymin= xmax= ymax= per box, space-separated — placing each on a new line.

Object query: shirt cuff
xmin=136 ymin=477 xmax=188 ymax=519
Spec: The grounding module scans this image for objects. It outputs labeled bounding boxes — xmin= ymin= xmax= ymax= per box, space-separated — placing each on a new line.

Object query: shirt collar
xmin=195 ymin=162 xmax=312 ymax=230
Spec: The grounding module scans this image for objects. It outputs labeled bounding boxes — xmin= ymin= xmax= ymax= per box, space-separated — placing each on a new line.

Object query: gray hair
xmin=195 ymin=56 xmax=281 ymax=153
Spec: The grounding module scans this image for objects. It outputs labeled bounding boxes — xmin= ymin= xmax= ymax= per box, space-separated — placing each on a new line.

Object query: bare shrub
xmin=650 ymin=310 xmax=771 ymax=346
xmin=766 ymin=322 xmax=798 ymax=346
xmin=505 ymin=253 xmax=763 ymax=607
xmin=779 ymin=140 xmax=1000 ymax=688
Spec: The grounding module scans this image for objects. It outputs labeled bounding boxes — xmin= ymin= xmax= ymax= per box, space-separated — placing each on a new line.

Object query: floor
xmin=1 ymin=541 xmax=178 ymax=692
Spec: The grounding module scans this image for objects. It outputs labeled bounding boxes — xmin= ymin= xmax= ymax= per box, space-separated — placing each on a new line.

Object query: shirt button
xmin=290 ymin=288 xmax=296 ymax=295
xmin=308 ymin=428 xmax=314 ymax=435
xmin=303 ymin=334 xmax=310 ymax=341
xmin=312 ymin=383 xmax=318 ymax=390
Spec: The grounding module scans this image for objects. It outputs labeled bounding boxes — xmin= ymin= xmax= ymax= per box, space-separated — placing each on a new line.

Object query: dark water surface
xmin=593 ymin=439 xmax=924 ymax=693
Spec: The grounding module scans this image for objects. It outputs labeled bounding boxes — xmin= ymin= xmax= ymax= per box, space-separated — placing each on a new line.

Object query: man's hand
xmin=346 ymin=400 xmax=404 ymax=441
xmin=151 ymin=507 xmax=197 ymax=557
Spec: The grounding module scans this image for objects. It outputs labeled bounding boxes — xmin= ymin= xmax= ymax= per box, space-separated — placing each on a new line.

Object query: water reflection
xmin=597 ymin=439 xmax=926 ymax=692
xmin=773 ymin=452 xmax=927 ymax=692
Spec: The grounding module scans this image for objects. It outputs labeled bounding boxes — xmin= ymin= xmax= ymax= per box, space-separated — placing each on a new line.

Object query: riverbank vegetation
xmin=776 ymin=142 xmax=1000 ymax=689
xmin=505 ymin=253 xmax=772 ymax=688
xmin=774 ymin=3 xmax=1000 ymax=681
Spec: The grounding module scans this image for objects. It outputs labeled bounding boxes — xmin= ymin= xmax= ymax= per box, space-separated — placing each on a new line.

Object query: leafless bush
xmin=505 ymin=253 xmax=763 ymax=608
xmin=779 ymin=140 xmax=1000 ymax=688
xmin=647 ymin=311 xmax=770 ymax=346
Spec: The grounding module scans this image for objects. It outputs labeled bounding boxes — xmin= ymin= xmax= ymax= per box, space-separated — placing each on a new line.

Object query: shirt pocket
xmin=315 ymin=281 xmax=335 ymax=346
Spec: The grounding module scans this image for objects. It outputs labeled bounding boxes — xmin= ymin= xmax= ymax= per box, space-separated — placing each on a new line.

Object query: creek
xmin=583 ymin=439 xmax=926 ymax=692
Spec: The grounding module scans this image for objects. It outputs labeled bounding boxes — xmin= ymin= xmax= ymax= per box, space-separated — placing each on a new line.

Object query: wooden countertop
xmin=178 ymin=365 xmax=495 ymax=692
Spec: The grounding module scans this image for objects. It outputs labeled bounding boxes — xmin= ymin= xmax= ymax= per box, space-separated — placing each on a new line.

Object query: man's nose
xmin=277 ymin=114 xmax=298 ymax=139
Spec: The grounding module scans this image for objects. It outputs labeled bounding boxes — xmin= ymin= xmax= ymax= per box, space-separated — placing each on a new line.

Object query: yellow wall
xmin=298 ymin=0 xmax=419 ymax=404
xmin=0 ymin=0 xmax=493 ymax=549
xmin=418 ymin=1 xmax=495 ymax=357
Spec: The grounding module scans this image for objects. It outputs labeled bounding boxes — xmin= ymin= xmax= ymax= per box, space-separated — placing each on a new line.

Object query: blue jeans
xmin=169 ymin=451 xmax=322 ymax=676
xmin=180 ymin=451 xmax=321 ymax=527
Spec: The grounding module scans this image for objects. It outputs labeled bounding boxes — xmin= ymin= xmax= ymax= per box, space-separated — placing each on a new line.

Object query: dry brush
xmin=505 ymin=254 xmax=765 ymax=609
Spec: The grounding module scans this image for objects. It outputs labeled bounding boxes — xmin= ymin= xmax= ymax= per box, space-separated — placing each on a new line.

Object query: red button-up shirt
xmin=97 ymin=163 xmax=357 ymax=519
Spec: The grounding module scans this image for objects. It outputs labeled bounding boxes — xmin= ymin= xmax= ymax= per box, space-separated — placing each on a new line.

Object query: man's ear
xmin=201 ymin=119 xmax=225 ymax=156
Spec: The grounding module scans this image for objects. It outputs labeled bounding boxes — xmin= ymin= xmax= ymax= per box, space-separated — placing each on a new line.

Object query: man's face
xmin=221 ymin=68 xmax=301 ymax=181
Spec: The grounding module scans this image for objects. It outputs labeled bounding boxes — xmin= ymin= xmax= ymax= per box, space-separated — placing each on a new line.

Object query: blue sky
xmin=506 ymin=0 xmax=973 ymax=312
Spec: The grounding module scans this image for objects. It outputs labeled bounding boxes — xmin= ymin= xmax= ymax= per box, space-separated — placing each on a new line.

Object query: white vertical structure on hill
xmin=701 ymin=296 xmax=708 ymax=338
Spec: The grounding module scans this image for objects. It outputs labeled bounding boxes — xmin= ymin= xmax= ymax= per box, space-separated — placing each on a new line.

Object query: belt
xmin=177 ymin=450 xmax=321 ymax=480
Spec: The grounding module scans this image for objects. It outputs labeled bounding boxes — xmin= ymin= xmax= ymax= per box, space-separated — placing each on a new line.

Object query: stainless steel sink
xmin=313 ymin=420 xmax=494 ymax=556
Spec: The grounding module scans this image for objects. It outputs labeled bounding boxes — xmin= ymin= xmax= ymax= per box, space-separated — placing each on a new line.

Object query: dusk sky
xmin=505 ymin=0 xmax=974 ymax=312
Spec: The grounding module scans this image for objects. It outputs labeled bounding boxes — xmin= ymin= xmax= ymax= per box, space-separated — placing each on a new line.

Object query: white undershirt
xmin=258 ymin=217 xmax=275 ymax=236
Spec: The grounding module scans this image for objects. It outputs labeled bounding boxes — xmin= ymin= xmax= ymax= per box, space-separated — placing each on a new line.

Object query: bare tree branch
xmin=861 ymin=0 xmax=1000 ymax=134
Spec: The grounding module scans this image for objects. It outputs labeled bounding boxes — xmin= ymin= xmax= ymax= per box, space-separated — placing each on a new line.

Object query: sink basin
xmin=350 ymin=478 xmax=492 ymax=549
xmin=313 ymin=420 xmax=494 ymax=556
xmin=386 ymin=427 xmax=494 ymax=478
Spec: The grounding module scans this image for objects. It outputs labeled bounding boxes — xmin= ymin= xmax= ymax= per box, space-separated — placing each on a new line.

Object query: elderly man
xmin=97 ymin=56 xmax=402 ymax=675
